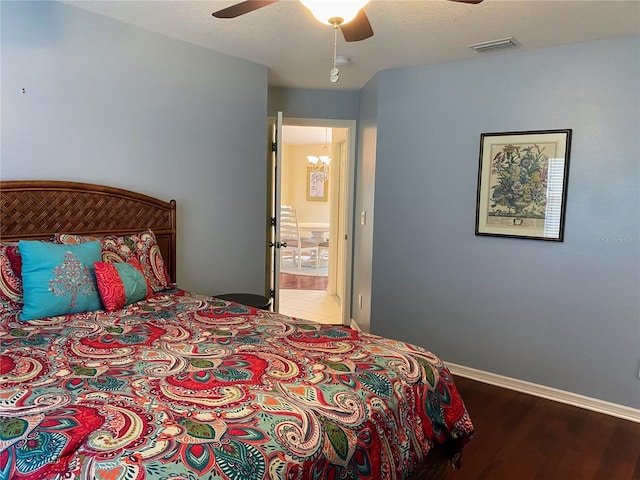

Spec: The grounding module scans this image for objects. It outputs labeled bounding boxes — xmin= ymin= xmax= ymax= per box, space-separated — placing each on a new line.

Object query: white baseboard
xmin=445 ymin=362 xmax=640 ymax=424
xmin=349 ymin=318 xmax=361 ymax=331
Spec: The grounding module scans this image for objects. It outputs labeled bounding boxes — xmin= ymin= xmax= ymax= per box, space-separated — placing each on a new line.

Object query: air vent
xmin=468 ymin=37 xmax=519 ymax=53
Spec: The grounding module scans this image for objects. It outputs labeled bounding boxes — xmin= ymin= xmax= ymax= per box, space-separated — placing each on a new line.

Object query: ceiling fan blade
xmin=339 ymin=9 xmax=374 ymax=42
xmin=447 ymin=0 xmax=484 ymax=3
xmin=212 ymin=0 xmax=279 ymax=19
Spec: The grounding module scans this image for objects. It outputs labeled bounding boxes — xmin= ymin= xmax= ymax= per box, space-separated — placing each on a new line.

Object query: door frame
xmin=267 ymin=115 xmax=356 ymax=327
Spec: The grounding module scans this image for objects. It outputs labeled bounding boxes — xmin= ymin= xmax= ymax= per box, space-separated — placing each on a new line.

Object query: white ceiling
xmin=282 ymin=125 xmax=332 ymax=145
xmin=65 ymin=0 xmax=640 ymax=91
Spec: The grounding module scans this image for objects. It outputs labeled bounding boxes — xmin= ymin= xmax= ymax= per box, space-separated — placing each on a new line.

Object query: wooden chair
xmin=280 ymin=206 xmax=319 ymax=269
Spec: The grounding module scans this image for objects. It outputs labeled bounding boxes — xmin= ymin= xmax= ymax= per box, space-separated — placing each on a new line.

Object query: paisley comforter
xmin=0 ymin=290 xmax=473 ymax=480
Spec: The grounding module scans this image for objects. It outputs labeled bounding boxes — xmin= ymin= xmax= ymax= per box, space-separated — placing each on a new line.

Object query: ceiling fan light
xmin=300 ymin=0 xmax=369 ymax=26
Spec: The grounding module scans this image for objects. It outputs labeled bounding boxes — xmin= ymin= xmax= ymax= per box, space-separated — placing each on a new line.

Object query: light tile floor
xmin=278 ymin=289 xmax=343 ymax=325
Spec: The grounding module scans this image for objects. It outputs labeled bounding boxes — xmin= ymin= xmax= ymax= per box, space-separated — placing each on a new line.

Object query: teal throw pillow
xmin=19 ymin=240 xmax=103 ymax=320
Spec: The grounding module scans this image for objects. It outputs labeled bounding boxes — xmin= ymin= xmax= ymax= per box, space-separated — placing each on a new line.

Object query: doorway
xmin=268 ymin=116 xmax=356 ymax=327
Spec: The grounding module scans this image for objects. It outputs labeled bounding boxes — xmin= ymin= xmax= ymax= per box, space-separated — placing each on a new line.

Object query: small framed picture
xmin=306 ymin=168 xmax=328 ymax=202
xmin=475 ymin=129 xmax=572 ymax=241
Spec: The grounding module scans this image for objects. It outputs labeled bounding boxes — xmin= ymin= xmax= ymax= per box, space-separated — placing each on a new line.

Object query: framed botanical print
xmin=306 ymin=168 xmax=328 ymax=202
xmin=475 ymin=129 xmax=572 ymax=241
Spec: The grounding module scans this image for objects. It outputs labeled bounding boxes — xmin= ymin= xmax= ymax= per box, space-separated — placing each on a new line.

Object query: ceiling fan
xmin=212 ymin=0 xmax=484 ymax=42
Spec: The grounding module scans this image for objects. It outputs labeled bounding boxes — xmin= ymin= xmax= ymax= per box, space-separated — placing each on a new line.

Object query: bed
xmin=0 ymin=180 xmax=473 ymax=480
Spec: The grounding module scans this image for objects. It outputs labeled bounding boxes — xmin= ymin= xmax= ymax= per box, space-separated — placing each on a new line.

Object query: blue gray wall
xmin=351 ymin=76 xmax=379 ymax=333
xmin=361 ymin=36 xmax=639 ymax=409
xmin=268 ymin=87 xmax=359 ymax=120
xmin=1 ymin=1 xmax=269 ymax=296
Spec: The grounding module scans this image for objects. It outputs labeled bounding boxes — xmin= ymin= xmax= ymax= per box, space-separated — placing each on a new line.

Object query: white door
xmin=268 ymin=112 xmax=284 ymax=311
xmin=336 ymin=139 xmax=348 ymax=301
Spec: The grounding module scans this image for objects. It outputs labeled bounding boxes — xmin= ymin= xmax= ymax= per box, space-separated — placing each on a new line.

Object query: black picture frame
xmin=475 ymin=129 xmax=572 ymax=241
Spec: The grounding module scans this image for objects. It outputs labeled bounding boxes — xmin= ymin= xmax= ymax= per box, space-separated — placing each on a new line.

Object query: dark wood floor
xmin=279 ymin=273 xmax=327 ymax=290
xmin=446 ymin=376 xmax=640 ymax=479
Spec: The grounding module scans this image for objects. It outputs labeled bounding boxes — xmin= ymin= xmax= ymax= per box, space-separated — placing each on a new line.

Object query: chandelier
xmin=307 ymin=128 xmax=331 ymax=179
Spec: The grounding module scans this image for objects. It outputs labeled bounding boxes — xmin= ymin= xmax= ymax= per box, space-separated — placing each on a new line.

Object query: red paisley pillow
xmin=126 ymin=230 xmax=171 ymax=293
xmin=0 ymin=242 xmax=23 ymax=312
xmin=53 ymin=233 xmax=135 ymax=264
xmin=52 ymin=234 xmax=100 ymax=244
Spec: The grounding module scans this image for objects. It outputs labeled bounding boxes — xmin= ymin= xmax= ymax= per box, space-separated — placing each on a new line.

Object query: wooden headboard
xmin=0 ymin=180 xmax=177 ymax=283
